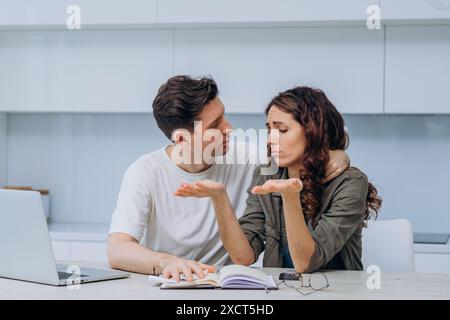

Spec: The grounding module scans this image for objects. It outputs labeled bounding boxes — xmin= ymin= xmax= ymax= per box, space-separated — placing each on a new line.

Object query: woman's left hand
xmin=174 ymin=180 xmax=225 ymax=199
xmin=251 ymin=178 xmax=303 ymax=196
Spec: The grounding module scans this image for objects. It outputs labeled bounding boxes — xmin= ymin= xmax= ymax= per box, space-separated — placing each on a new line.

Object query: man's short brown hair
xmin=152 ymin=75 xmax=218 ymax=140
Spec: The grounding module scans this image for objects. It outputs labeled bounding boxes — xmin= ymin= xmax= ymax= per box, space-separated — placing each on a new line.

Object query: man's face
xmin=194 ymin=97 xmax=232 ymax=159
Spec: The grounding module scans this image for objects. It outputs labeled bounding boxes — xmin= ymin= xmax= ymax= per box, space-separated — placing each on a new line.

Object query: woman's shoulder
xmin=326 ymin=167 xmax=369 ymax=196
xmin=338 ymin=167 xmax=368 ymax=182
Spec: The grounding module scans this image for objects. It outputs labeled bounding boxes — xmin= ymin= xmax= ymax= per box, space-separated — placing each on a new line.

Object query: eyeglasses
xmin=271 ymin=270 xmax=330 ymax=296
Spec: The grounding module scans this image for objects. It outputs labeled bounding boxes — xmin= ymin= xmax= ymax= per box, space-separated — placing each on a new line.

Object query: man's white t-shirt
xmin=109 ymin=142 xmax=260 ymax=266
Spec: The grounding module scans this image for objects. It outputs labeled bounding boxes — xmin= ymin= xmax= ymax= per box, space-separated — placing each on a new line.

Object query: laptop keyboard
xmin=58 ymin=271 xmax=89 ymax=280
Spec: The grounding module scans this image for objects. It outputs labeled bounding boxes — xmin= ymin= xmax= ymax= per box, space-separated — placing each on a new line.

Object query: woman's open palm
xmin=251 ymin=178 xmax=303 ymax=195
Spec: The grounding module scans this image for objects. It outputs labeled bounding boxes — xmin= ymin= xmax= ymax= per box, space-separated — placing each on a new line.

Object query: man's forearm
xmin=108 ymin=237 xmax=174 ymax=275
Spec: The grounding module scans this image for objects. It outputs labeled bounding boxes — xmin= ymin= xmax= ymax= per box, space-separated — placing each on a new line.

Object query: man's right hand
xmin=159 ymin=256 xmax=216 ymax=282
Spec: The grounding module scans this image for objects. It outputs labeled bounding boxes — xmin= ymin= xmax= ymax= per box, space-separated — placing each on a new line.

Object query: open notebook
xmin=156 ymin=265 xmax=278 ymax=290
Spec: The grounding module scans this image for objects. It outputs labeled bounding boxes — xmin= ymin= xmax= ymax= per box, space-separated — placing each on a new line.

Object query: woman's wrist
xmin=211 ymin=187 xmax=227 ymax=203
xmin=280 ymin=190 xmax=301 ymax=200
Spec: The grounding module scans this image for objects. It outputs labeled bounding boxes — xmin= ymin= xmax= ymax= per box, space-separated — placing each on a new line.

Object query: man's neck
xmin=165 ymin=145 xmax=213 ymax=174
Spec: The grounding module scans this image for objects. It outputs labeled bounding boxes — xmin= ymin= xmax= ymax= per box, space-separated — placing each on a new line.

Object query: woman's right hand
xmin=159 ymin=256 xmax=216 ymax=282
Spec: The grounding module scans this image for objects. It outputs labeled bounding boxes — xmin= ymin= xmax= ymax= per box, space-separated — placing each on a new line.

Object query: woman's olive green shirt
xmin=238 ymin=166 xmax=369 ymax=272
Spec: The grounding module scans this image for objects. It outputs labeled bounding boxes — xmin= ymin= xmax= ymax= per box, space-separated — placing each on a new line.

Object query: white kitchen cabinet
xmin=0 ymin=0 xmax=157 ymax=29
xmin=381 ymin=0 xmax=450 ymax=23
xmin=71 ymin=241 xmax=108 ymax=263
xmin=51 ymin=240 xmax=72 ymax=261
xmin=49 ymin=223 xmax=109 ymax=263
xmin=3 ymin=0 xmax=450 ymax=29
xmin=385 ymin=25 xmax=450 ymax=114
xmin=0 ymin=114 xmax=6 ymax=185
xmin=174 ymin=27 xmax=384 ymax=114
xmin=51 ymin=240 xmax=108 ymax=263
xmin=415 ymin=253 xmax=450 ymax=274
xmin=0 ymin=29 xmax=173 ymax=112
xmin=158 ymin=0 xmax=377 ymax=25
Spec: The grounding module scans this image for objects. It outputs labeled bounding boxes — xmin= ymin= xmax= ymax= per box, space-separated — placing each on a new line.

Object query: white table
xmin=1 ymin=261 xmax=450 ymax=300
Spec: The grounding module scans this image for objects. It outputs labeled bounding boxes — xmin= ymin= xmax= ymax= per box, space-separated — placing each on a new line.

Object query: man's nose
xmin=221 ymin=117 xmax=233 ymax=132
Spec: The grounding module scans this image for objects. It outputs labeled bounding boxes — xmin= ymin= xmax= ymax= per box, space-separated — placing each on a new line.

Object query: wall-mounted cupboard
xmin=158 ymin=0 xmax=377 ymax=25
xmin=0 ymin=0 xmax=376 ymax=29
xmin=0 ymin=29 xmax=172 ymax=113
xmin=174 ymin=27 xmax=384 ymax=114
xmin=381 ymin=0 xmax=450 ymax=24
xmin=0 ymin=1 xmax=449 ymax=114
xmin=0 ymin=27 xmax=384 ymax=114
xmin=1 ymin=0 xmax=450 ymax=30
xmin=0 ymin=0 xmax=157 ymax=28
xmin=384 ymin=25 xmax=450 ymax=114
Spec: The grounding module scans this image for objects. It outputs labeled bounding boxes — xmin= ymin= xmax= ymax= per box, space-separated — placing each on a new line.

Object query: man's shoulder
xmin=125 ymin=147 xmax=167 ymax=177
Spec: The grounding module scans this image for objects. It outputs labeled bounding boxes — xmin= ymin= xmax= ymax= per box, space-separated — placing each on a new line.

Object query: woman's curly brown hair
xmin=265 ymin=86 xmax=382 ymax=226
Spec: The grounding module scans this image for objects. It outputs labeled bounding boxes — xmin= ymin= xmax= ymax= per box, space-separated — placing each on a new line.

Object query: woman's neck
xmin=287 ymin=166 xmax=302 ymax=179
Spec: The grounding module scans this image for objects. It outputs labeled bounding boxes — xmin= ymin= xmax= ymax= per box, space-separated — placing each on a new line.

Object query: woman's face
xmin=266 ymin=105 xmax=307 ymax=168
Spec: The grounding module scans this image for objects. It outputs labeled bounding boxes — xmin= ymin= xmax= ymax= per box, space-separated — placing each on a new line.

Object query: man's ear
xmin=171 ymin=129 xmax=193 ymax=165
xmin=171 ymin=129 xmax=191 ymax=144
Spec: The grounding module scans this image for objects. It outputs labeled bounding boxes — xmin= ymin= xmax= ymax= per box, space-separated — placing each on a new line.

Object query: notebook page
xmin=218 ymin=265 xmax=272 ymax=285
xmin=160 ymin=272 xmax=219 ymax=289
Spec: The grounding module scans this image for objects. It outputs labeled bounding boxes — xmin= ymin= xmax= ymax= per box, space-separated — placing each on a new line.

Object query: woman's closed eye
xmin=266 ymin=127 xmax=288 ymax=133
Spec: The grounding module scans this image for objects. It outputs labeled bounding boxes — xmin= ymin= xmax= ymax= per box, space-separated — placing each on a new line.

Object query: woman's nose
xmin=268 ymin=129 xmax=279 ymax=145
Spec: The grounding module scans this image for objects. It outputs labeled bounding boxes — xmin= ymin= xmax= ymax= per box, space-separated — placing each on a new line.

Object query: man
xmin=108 ymin=75 xmax=349 ymax=281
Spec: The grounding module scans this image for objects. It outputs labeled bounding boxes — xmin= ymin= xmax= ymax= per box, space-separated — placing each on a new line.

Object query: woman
xmin=175 ymin=86 xmax=382 ymax=273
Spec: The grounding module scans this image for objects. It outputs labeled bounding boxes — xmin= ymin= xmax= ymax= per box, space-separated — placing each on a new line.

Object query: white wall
xmin=0 ymin=114 xmax=6 ymax=186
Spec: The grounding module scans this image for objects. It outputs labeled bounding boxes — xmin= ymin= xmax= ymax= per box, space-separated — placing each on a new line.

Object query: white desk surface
xmin=1 ymin=261 xmax=450 ymax=300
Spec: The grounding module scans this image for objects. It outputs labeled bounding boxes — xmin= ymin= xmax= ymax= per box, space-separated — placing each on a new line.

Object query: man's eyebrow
xmin=208 ymin=114 xmax=223 ymax=128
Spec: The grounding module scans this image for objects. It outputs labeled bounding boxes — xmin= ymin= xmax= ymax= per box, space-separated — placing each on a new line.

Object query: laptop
xmin=0 ymin=189 xmax=130 ymax=286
